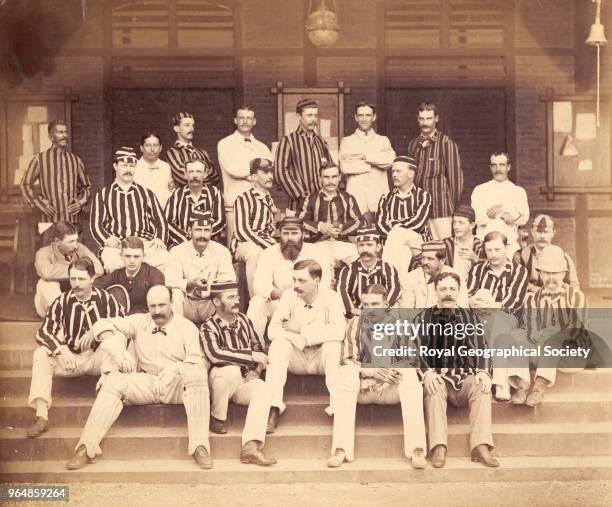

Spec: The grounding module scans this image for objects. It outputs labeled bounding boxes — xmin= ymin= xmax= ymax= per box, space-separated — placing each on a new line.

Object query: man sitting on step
xmin=27 ymin=257 xmax=124 ymax=438
xmin=265 ymin=260 xmax=345 ymax=434
xmin=328 ymin=284 xmax=427 ymax=469
xmin=66 ymin=285 xmax=212 ymax=470
xmin=200 ymin=281 xmax=276 ymax=466
xmin=508 ymin=245 xmax=588 ymax=407
xmin=34 ymin=221 xmax=103 ymax=318
xmin=94 ymin=236 xmax=165 ymax=315
xmin=418 ymin=272 xmax=499 ymax=469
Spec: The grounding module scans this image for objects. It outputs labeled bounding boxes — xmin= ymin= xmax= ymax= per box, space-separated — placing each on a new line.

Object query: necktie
xmin=304 ymin=303 xmax=313 ymax=309
xmin=152 ymin=327 xmax=167 ymax=335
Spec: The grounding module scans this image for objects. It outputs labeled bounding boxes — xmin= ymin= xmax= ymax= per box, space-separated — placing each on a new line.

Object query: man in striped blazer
xmin=407 ymin=102 xmax=463 ymax=240
xmin=442 ymin=204 xmax=485 ymax=281
xmin=164 ymin=157 xmax=225 ymax=248
xmin=298 ymin=161 xmax=363 ymax=268
xmin=90 ymin=147 xmax=170 ymax=274
xmin=200 ymin=281 xmax=276 ymax=466
xmin=336 ymin=226 xmax=401 ymax=318
xmin=274 ymin=99 xmax=333 ymax=212
xmin=232 ymin=158 xmax=278 ymax=297
xmin=509 ymin=245 xmax=588 ymax=407
xmin=418 ymin=272 xmax=499 ymax=468
xmin=376 ymin=156 xmax=432 ymax=276
xmin=21 ymin=119 xmax=92 ymax=226
xmin=165 ymin=112 xmax=219 ymax=188
xmin=27 ymin=257 xmax=124 ymax=438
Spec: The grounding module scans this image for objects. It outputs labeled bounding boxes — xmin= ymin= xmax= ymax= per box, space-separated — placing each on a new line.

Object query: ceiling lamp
xmin=586 ymin=0 xmax=608 ymax=127
xmin=306 ymin=0 xmax=340 ymax=47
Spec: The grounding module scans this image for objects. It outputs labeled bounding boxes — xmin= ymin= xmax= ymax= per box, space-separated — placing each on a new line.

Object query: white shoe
xmin=327 ymin=450 xmax=346 ymax=468
xmin=494 ymin=384 xmax=511 ymax=402
xmin=411 ymin=448 xmax=427 ymax=469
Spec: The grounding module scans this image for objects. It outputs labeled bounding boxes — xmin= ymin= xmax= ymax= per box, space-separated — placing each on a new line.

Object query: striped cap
xmin=421 ymin=240 xmax=446 ymax=254
xmin=209 ymin=280 xmax=239 ymax=294
xmin=533 ymin=214 xmax=555 ymax=232
xmin=172 ymin=111 xmax=194 ymax=125
xmin=114 ymin=147 xmax=137 ymax=163
xmin=250 ymin=158 xmax=274 ymax=174
xmin=296 ymin=98 xmax=318 ymax=113
xmin=278 ymin=216 xmax=304 ymax=230
xmin=190 ymin=211 xmax=213 ymax=227
xmin=393 ymin=155 xmax=417 ymax=168
xmin=355 ymin=225 xmax=380 ymax=242
xmin=453 ymin=204 xmax=475 ymax=222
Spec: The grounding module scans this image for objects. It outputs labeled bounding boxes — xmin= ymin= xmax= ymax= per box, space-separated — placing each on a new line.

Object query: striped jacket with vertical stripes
xmin=274 ymin=125 xmax=332 ymax=207
xmin=375 ymin=186 xmax=432 ymax=239
xmin=407 ymin=130 xmax=463 ymax=219
xmin=298 ymin=190 xmax=365 ymax=242
xmin=337 ymin=259 xmax=401 ymax=316
xmin=467 ymin=260 xmax=529 ymax=311
xmin=36 ymin=287 xmax=124 ymax=355
xmin=90 ymin=181 xmax=168 ymax=247
xmin=200 ymin=312 xmax=265 ymax=375
xmin=164 ymin=184 xmax=225 ymax=248
xmin=165 ymin=141 xmax=219 ymax=188
xmin=21 ymin=146 xmax=92 ymax=224
xmin=231 ymin=188 xmax=277 ymax=253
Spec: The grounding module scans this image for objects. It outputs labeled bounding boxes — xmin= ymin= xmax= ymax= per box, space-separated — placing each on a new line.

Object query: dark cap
xmin=278 ymin=216 xmax=304 ymax=231
xmin=296 ymin=99 xmax=318 ymax=114
xmin=172 ymin=112 xmax=194 ymax=125
xmin=210 ymin=280 xmax=239 ymax=294
xmin=249 ymin=158 xmax=274 ymax=174
xmin=393 ymin=155 xmax=417 ymax=168
xmin=355 ymin=225 xmax=380 ymax=242
xmin=190 ymin=211 xmax=213 ymax=228
xmin=453 ymin=204 xmax=475 ymax=222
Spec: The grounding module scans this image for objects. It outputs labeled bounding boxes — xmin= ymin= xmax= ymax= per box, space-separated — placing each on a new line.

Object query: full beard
xmin=281 ymin=240 xmax=303 ymax=261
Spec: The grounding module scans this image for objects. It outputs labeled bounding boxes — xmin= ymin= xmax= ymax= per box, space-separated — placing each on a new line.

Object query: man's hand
xmin=252 ymin=351 xmax=268 ymax=369
xmin=527 ymin=282 xmax=541 ymax=293
xmin=281 ymin=318 xmax=301 ymax=334
xmin=318 ymin=222 xmax=341 ymax=238
xmin=351 ymin=308 xmax=362 ymax=317
xmin=187 ymin=278 xmax=207 ymax=291
xmin=66 ymin=199 xmax=82 ymax=215
xmin=477 ymin=371 xmax=492 ymax=395
xmin=372 ymin=368 xmax=401 ymax=384
xmin=78 ymin=329 xmax=96 ymax=352
xmin=168 ymin=180 xmax=176 ymax=191
xmin=39 ymin=198 xmax=57 ymax=216
xmin=423 ymin=371 xmax=444 ymax=396
xmin=244 ymin=369 xmax=261 ymax=382
xmin=57 ymin=346 xmax=78 ymax=372
xmin=149 ymin=238 xmax=166 ymax=250
xmin=500 ymin=212 xmax=514 ymax=225
xmin=105 ymin=236 xmax=121 ymax=248
xmin=270 ymin=288 xmax=282 ymax=301
xmin=155 ymin=364 xmax=181 ymax=398
xmin=113 ymin=349 xmax=136 ymax=373
xmin=458 ymin=247 xmax=479 ymax=263
xmin=486 ymin=204 xmax=503 ymax=219
xmin=285 ymin=334 xmax=306 ymax=351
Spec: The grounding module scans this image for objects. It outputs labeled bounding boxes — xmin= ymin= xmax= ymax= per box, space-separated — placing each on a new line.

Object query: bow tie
xmin=304 ymin=303 xmax=313 ymax=309
xmin=152 ymin=327 xmax=167 ymax=335
xmin=244 ymin=137 xmax=251 ymax=143
xmin=64 ymin=254 xmax=74 ymax=262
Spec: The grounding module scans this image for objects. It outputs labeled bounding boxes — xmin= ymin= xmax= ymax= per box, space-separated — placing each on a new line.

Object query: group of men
xmin=21 ymin=98 xmax=587 ymax=471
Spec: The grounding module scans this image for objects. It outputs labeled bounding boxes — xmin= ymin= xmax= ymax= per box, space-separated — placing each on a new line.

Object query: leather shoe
xmin=525 ymin=377 xmax=549 ymax=407
xmin=430 ymin=445 xmax=447 ymax=468
xmin=266 ymin=407 xmax=280 ymax=434
xmin=327 ymin=449 xmax=346 ymax=468
xmin=411 ymin=448 xmax=427 ymax=469
xmin=193 ymin=445 xmax=213 ymax=469
xmin=510 ymin=377 xmax=530 ymax=405
xmin=210 ymin=416 xmax=227 ymax=434
xmin=66 ymin=445 xmax=90 ymax=470
xmin=27 ymin=417 xmax=49 ymax=438
xmin=240 ymin=441 xmax=277 ymax=466
xmin=471 ymin=444 xmax=500 ymax=468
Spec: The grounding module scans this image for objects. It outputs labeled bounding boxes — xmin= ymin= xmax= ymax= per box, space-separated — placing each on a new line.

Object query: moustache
xmin=359 ymin=252 xmax=374 ymax=259
xmin=152 ymin=313 xmax=163 ymax=319
xmin=442 ymin=296 xmax=455 ymax=302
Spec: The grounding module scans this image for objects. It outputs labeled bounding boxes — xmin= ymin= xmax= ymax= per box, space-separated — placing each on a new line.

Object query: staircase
xmin=1 ymin=321 xmax=611 ymax=484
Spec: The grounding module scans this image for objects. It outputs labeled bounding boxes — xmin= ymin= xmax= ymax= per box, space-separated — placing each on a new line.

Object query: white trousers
xmin=381 ymin=226 xmax=419 ymax=276
xmin=330 ymin=364 xmax=426 ymax=462
xmin=316 ymin=239 xmax=359 ymax=266
xmin=428 ymin=217 xmax=452 ymax=241
xmin=235 ymin=242 xmax=264 ymax=298
xmin=28 ymin=346 xmax=109 ymax=410
xmin=346 ymin=170 xmax=389 ymax=214
xmin=246 ymin=296 xmax=278 ymax=341
xmin=209 ymin=365 xmax=271 ymax=445
xmin=172 ymin=289 xmax=215 ymax=325
xmin=76 ymin=363 xmax=210 ymax=458
xmin=225 ymin=206 xmax=235 ymax=249
xmin=265 ymin=338 xmax=341 ymax=413
xmin=101 ymin=241 xmax=170 ymax=274
xmin=34 ymin=280 xmax=62 ymax=318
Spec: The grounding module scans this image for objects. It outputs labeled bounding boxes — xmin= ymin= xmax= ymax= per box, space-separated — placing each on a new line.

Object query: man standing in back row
xmin=407 ymin=102 xmax=463 ymax=240
xmin=275 ymin=99 xmax=333 ymax=212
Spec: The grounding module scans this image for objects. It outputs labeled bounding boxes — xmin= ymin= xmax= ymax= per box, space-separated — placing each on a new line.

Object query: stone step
xmin=2 ymin=368 xmax=612 ymax=400
xmin=3 ymin=391 xmax=610 ymax=430
xmin=2 ymin=422 xmax=611 ymax=461
xmin=2 ymin=456 xmax=611 ymax=484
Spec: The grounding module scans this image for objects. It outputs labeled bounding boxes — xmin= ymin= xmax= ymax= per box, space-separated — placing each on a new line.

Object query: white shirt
xmin=134 ymin=157 xmax=173 ymax=208
xmin=166 ymin=240 xmax=235 ymax=293
xmin=470 ymin=179 xmax=529 ymax=241
xmin=339 ymin=129 xmax=396 ymax=175
xmin=217 ymin=130 xmax=273 ymax=207
xmin=253 ymin=242 xmax=333 ymax=300
xmin=93 ymin=313 xmax=204 ymax=374
xmin=268 ymin=287 xmax=346 ymax=347
xmin=399 ymin=265 xmax=469 ymax=309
